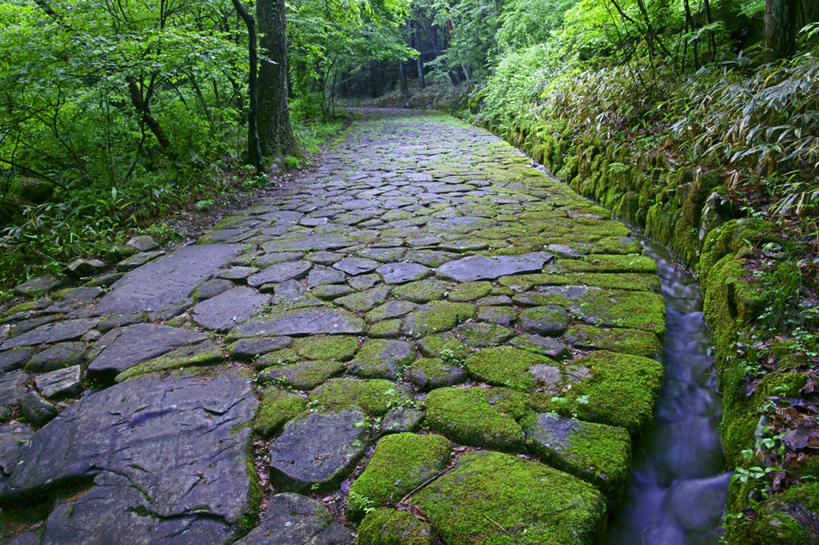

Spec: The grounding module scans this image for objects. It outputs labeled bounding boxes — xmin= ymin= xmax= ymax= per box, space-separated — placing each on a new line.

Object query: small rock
xmin=19 ymin=391 xmax=59 ymax=426
xmin=115 ymin=250 xmax=164 ymax=271
xmin=25 ymin=342 xmax=87 ymax=372
xmin=126 ymin=235 xmax=158 ymax=252
xmin=34 ymin=365 xmax=82 ymax=399
xmin=64 ymin=258 xmax=107 ymax=278
xmin=0 ymin=347 xmax=34 ymax=373
xmin=14 ymin=275 xmax=62 ymax=297
xmin=229 ymin=337 xmax=291 ymax=361
xmin=0 ymin=369 xmax=29 ymax=409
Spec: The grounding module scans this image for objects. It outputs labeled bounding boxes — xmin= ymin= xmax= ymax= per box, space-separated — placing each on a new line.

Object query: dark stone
xmin=194 ymin=278 xmax=234 ymax=300
xmin=0 ymin=422 xmax=32 ymax=476
xmin=235 ymin=493 xmax=354 ymax=545
xmin=218 ymin=266 xmax=258 ymax=281
xmin=229 ymin=337 xmax=291 ymax=361
xmin=116 ymin=250 xmax=164 ymax=271
xmin=98 ymin=244 xmax=241 ymax=315
xmin=0 ymin=369 xmax=257 ymax=526
xmin=379 ymin=408 xmax=425 ymax=435
xmin=269 ymin=410 xmax=369 ymax=491
xmin=376 ymin=263 xmax=430 ymax=284
xmin=87 ymin=324 xmax=207 ymax=377
xmin=1 ymin=318 xmax=98 ymax=350
xmin=14 ymin=275 xmax=62 ymax=297
xmin=96 ymin=313 xmax=142 ymax=332
xmin=259 ymin=359 xmax=344 ymax=390
xmin=436 ymin=253 xmax=549 ymax=282
xmin=247 ymin=261 xmax=311 ymax=287
xmin=333 ymin=257 xmax=379 ymax=275
xmin=191 ymin=287 xmax=269 ymax=332
xmin=266 ymin=234 xmax=353 ymax=252
xmin=234 ymin=308 xmax=364 ymax=337
xmin=34 ymin=365 xmax=82 ymax=398
xmin=518 ymin=306 xmax=571 ymax=336
xmin=349 ymin=340 xmax=416 ymax=380
xmin=0 ymin=347 xmax=33 ymax=373
xmin=19 ymin=391 xmax=58 ymax=426
xmin=38 ymin=472 xmax=233 ymax=545
xmin=312 ymin=284 xmax=355 ymax=300
xmin=307 ymin=266 xmax=347 ymax=288
xmin=348 ymin=273 xmax=381 ymax=291
xmin=0 ymin=370 xmax=28 ymax=409
xmin=25 ymin=342 xmax=86 ymax=372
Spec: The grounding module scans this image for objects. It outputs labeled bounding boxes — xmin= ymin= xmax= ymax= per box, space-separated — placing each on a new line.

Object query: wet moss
xmin=402 ymin=302 xmax=475 ymax=338
xmin=554 ymin=255 xmax=657 ymax=274
xmin=447 ymin=281 xmax=493 ymax=302
xmin=348 ymin=433 xmax=451 ymax=519
xmin=358 ymin=508 xmax=434 ymax=545
xmin=424 ymin=387 xmax=529 ymax=451
xmin=308 ymin=378 xmax=410 ymax=416
xmin=464 ymin=347 xmax=558 ymax=390
xmin=368 ymin=319 xmax=403 ymax=338
xmin=115 ymin=342 xmax=223 ymax=382
xmin=725 ymin=482 xmax=819 ymax=545
xmin=291 ymin=335 xmax=358 ymax=361
xmin=253 ymin=387 xmax=307 ymax=437
xmin=411 ymin=450 xmax=606 ymax=545
xmin=564 ymin=324 xmax=662 ymax=359
xmin=258 ymin=359 xmax=344 ymax=390
xmin=546 ymin=350 xmax=664 ymax=434
xmin=393 ymin=280 xmax=453 ymax=303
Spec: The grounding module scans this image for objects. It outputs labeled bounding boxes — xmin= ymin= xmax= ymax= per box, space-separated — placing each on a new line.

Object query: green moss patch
xmin=393 ymin=279 xmax=453 ymax=303
xmin=406 ymin=358 xmax=466 ymax=391
xmin=350 ymin=339 xmax=416 ymax=380
xmin=402 ymin=302 xmax=475 ymax=338
xmin=308 ymin=378 xmax=411 ymax=416
xmin=348 ymin=433 xmax=451 ymax=519
xmin=425 ymin=387 xmax=529 ymax=451
xmin=548 ymin=350 xmax=664 ymax=433
xmin=417 ymin=333 xmax=472 ymax=362
xmin=524 ymin=413 xmax=631 ymax=503
xmin=411 ymin=450 xmax=605 ymax=545
xmin=292 ymin=335 xmax=358 ymax=361
xmin=115 ymin=341 xmax=223 ymax=382
xmin=454 ymin=322 xmax=514 ymax=347
xmin=447 ymin=281 xmax=493 ymax=302
xmin=358 ymin=508 xmax=434 ymax=545
xmin=554 ymin=255 xmax=657 ymax=274
xmin=465 ymin=347 xmax=559 ymax=391
xmin=368 ymin=319 xmax=403 ymax=338
xmin=254 ymin=387 xmax=307 ymax=437
xmin=565 ymin=324 xmax=662 ymax=358
xmin=540 ymin=287 xmax=666 ymax=336
xmin=258 ymin=359 xmax=344 ymax=390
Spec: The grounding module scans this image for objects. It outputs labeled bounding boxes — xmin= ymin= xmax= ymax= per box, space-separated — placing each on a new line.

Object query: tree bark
xmin=764 ymin=0 xmax=798 ymax=62
xmin=414 ymin=22 xmax=425 ymax=89
xmin=256 ymin=0 xmax=295 ymax=157
xmin=232 ymin=0 xmax=264 ymax=174
xmin=126 ymin=76 xmax=176 ymax=161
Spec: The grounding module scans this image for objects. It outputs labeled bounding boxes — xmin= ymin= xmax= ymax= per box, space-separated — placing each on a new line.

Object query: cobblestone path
xmin=0 ymin=110 xmax=668 ymax=544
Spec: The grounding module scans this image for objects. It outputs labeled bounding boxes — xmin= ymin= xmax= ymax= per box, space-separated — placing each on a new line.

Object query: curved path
xmin=0 ymin=110 xmax=670 ymax=544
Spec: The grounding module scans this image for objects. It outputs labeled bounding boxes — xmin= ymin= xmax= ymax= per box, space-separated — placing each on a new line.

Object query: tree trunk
xmin=126 ymin=76 xmax=176 ymax=161
xmin=399 ymin=62 xmax=408 ymax=94
xmin=414 ymin=23 xmax=425 ymax=89
xmin=256 ymin=0 xmax=295 ymax=157
xmin=232 ymin=0 xmax=264 ymax=174
xmin=764 ymin=0 xmax=798 ymax=62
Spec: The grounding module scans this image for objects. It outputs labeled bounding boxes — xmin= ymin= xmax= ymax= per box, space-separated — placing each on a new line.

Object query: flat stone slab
xmin=191 ymin=287 xmax=269 ymax=332
xmin=376 ymin=262 xmax=430 ymax=284
xmin=269 ymin=410 xmax=369 ymax=491
xmin=0 ymin=347 xmax=33 ymax=373
xmin=0 ymin=370 xmax=29 ymax=409
xmin=1 ymin=318 xmax=98 ymax=350
xmin=334 ymin=257 xmax=379 ymax=275
xmin=236 ymin=493 xmax=354 ymax=545
xmin=247 ymin=261 xmax=311 ymax=287
xmin=436 ymin=253 xmax=549 ymax=282
xmin=234 ymin=307 xmax=364 ymax=337
xmin=88 ymin=323 xmax=207 ymax=376
xmin=34 ymin=365 xmax=82 ymax=398
xmin=96 ymin=244 xmax=241 ymax=315
xmin=14 ymin=275 xmax=62 ymax=297
xmin=0 ymin=423 xmax=32 ymax=476
xmin=0 ymin=369 xmax=257 ymax=526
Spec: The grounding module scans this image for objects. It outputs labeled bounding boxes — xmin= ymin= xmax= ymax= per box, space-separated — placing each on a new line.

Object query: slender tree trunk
xmin=414 ymin=23 xmax=425 ymax=89
xmin=764 ymin=0 xmax=798 ymax=62
xmin=126 ymin=76 xmax=176 ymax=161
xmin=703 ymin=0 xmax=716 ymax=61
xmin=257 ymin=0 xmax=295 ymax=157
xmin=399 ymin=62 xmax=408 ymax=94
xmin=232 ymin=0 xmax=264 ymax=174
xmin=683 ymin=0 xmax=698 ymax=68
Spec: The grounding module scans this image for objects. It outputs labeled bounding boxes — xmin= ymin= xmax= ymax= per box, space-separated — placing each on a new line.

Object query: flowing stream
xmin=605 ymin=238 xmax=732 ymax=544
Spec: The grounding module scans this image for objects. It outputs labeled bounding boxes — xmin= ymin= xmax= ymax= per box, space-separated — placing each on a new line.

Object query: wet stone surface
xmin=0 ymin=110 xmax=669 ymax=544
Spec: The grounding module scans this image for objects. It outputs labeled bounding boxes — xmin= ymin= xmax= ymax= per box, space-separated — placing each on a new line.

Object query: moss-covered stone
xmin=402 ymin=302 xmax=475 ymax=338
xmin=554 ymin=254 xmax=657 ymax=274
xmin=348 ymin=433 xmax=451 ymax=518
xmin=114 ymin=341 xmax=223 ymax=382
xmin=253 ymin=347 xmax=300 ymax=368
xmin=406 ymin=358 xmax=466 ymax=390
xmin=725 ymin=482 xmax=819 ymax=545
xmin=545 ymin=350 xmax=664 ymax=433
xmin=476 ymin=305 xmax=517 ymax=326
xmin=425 ymin=387 xmax=529 ymax=451
xmin=392 ymin=279 xmax=453 ymax=303
xmin=524 ymin=413 xmax=631 ymax=503
xmin=447 ymin=281 xmax=493 ymax=302
xmin=454 ymin=322 xmax=514 ymax=347
xmin=258 ymin=359 xmax=345 ymax=390
xmin=465 ymin=347 xmax=560 ymax=391
xmin=411 ymin=450 xmax=606 ymax=545
xmin=335 ymin=285 xmax=391 ymax=312
xmin=254 ymin=387 xmax=307 ymax=437
xmin=292 ymin=335 xmax=358 ymax=361
xmin=350 ymin=339 xmax=416 ymax=380
xmin=358 ymin=508 xmax=434 ymax=545
xmin=308 ymin=378 xmax=411 ymax=416
xmin=564 ymin=324 xmax=662 ymax=359
xmin=368 ymin=319 xmax=403 ymax=338
xmin=417 ymin=333 xmax=472 ymax=363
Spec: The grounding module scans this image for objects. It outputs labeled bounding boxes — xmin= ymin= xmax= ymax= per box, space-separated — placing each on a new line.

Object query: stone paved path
xmin=0 ymin=110 xmax=668 ymax=544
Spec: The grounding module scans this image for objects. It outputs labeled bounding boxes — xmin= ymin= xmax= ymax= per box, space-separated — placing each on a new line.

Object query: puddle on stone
xmin=605 ymin=238 xmax=730 ymax=545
